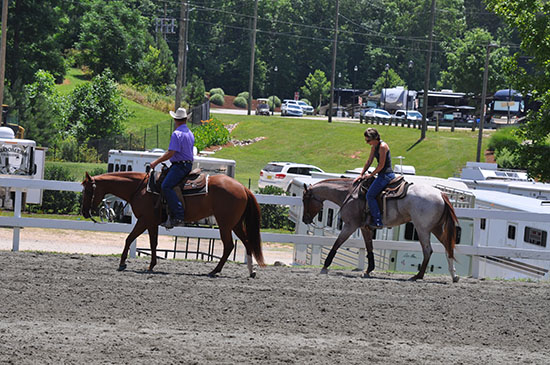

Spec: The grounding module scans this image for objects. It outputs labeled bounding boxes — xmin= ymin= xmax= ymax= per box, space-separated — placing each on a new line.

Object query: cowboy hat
xmin=169 ymin=107 xmax=187 ymax=120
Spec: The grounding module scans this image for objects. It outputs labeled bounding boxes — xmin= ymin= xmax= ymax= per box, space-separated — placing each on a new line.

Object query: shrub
xmin=52 ymin=135 xmax=99 ymax=163
xmin=237 ymin=91 xmax=249 ymax=100
xmin=495 ymin=147 xmax=522 ymax=169
xmin=209 ymin=93 xmax=225 ymax=106
xmin=268 ymin=96 xmax=281 ymax=110
xmin=487 ymin=127 xmax=520 ymax=152
xmin=192 ymin=117 xmax=230 ymax=151
xmin=209 ymin=88 xmax=225 ymax=97
xmin=30 ymin=164 xmax=80 ymax=214
xmin=257 ymin=186 xmax=295 ymax=231
xmin=233 ymin=96 xmax=247 ymax=108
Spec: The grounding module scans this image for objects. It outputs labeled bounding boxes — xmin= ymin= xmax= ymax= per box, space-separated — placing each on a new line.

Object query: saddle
xmin=358 ymin=175 xmax=413 ymax=222
xmin=147 ymin=166 xmax=209 ymax=223
xmin=148 ymin=167 xmax=208 ymax=196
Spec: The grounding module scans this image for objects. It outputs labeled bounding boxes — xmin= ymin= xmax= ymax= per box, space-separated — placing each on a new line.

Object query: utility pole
xmin=328 ymin=0 xmax=339 ymax=123
xmin=476 ymin=44 xmax=497 ymax=162
xmin=420 ymin=0 xmax=435 ymax=139
xmin=247 ymin=0 xmax=259 ymax=115
xmin=174 ymin=1 xmax=187 ymax=110
xmin=183 ymin=5 xmax=190 ymax=87
xmin=0 ymin=0 xmax=8 ymax=125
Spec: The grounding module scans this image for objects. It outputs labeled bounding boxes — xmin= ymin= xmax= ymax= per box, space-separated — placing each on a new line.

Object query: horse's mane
xmin=313 ymin=178 xmax=354 ymax=192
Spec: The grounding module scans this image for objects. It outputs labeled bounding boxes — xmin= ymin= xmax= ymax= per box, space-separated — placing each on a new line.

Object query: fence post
xmin=144 ymin=130 xmax=147 ymax=150
xmin=156 ymin=125 xmax=159 ymax=148
xmin=435 ymin=115 xmax=439 ymax=132
xmin=451 ymin=119 xmax=455 ymax=132
xmin=12 ymin=188 xmax=22 ymax=251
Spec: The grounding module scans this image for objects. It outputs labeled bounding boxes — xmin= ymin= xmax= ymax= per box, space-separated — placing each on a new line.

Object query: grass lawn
xmin=53 ymin=70 xmax=490 ymax=191
xmin=211 ymin=113 xmax=489 ymax=190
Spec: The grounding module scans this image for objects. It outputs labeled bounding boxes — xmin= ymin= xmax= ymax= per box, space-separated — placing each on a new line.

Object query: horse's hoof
xmin=320 ymin=268 xmax=329 ymax=275
xmin=117 ymin=264 xmax=127 ymax=271
xmin=361 ymin=272 xmax=371 ymax=278
xmin=249 ymin=271 xmax=257 ymax=278
xmin=409 ymin=275 xmax=421 ymax=281
xmin=207 ymin=272 xmax=217 ymax=278
xmin=452 ymin=276 xmax=460 ymax=283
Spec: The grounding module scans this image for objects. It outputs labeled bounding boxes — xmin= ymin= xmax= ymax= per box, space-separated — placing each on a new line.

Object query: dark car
xmin=255 ymin=103 xmax=270 ymax=116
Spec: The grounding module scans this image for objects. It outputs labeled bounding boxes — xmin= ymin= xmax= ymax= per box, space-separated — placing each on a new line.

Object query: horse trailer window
xmin=507 ymin=225 xmax=516 ymax=240
xmin=480 ymin=218 xmax=486 ymax=230
xmin=317 ymin=208 xmax=323 ymax=222
xmin=337 ymin=215 xmax=343 ymax=230
xmin=327 ymin=209 xmax=333 ymax=227
xmin=524 ymin=227 xmax=547 ymax=247
xmin=404 ymin=222 xmax=419 ymax=241
xmin=120 ymin=165 xmax=126 ymax=172
xmin=456 ymin=226 xmax=462 ymax=244
xmin=108 ymin=163 xmax=114 ymax=173
xmin=127 ymin=165 xmax=132 ymax=171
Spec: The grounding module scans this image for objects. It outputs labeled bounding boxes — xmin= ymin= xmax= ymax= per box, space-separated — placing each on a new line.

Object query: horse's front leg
xmin=360 ymin=227 xmax=375 ymax=277
xmin=147 ymin=224 xmax=159 ymax=271
xmin=321 ymin=224 xmax=357 ymax=274
xmin=118 ymin=219 xmax=147 ymax=271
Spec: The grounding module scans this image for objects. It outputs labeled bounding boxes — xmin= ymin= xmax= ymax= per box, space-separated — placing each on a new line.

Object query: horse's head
xmin=81 ymin=172 xmax=105 ymax=218
xmin=302 ymin=183 xmax=323 ymax=225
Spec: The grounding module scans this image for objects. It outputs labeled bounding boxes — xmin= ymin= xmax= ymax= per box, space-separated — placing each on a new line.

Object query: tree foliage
xmin=64 ymin=71 xmax=128 ymax=144
xmin=486 ymin=0 xmax=550 ymax=181
xmin=439 ymin=28 xmax=509 ymax=94
xmin=300 ymin=70 xmax=331 ymax=108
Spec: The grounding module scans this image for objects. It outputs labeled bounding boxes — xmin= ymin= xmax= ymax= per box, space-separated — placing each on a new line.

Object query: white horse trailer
xmin=0 ymin=127 xmax=46 ymax=209
xmin=450 ymin=161 xmax=550 ymax=200
xmin=104 ymin=149 xmax=236 ymax=223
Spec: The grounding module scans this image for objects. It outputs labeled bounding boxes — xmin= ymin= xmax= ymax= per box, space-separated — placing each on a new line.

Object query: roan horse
xmin=81 ymin=171 xmax=265 ymax=277
xmin=302 ymin=178 xmax=460 ymax=282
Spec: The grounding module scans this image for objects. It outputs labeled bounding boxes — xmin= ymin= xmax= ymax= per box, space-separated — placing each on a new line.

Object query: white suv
xmin=258 ymin=162 xmax=324 ymax=191
xmin=393 ymin=110 xmax=423 ymax=121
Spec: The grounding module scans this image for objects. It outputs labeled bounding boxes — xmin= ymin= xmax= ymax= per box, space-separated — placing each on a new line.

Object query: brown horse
xmin=81 ymin=171 xmax=265 ymax=277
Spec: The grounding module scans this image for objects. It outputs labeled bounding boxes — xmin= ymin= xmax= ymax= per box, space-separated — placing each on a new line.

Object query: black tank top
xmin=374 ymin=140 xmax=393 ymax=174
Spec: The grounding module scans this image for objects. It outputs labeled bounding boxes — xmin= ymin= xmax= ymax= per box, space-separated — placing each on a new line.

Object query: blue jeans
xmin=366 ymin=172 xmax=396 ymax=224
xmin=162 ymin=162 xmax=192 ymax=220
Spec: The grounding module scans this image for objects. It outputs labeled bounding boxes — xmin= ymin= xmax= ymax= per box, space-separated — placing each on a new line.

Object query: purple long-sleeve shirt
xmin=168 ymin=124 xmax=195 ymax=162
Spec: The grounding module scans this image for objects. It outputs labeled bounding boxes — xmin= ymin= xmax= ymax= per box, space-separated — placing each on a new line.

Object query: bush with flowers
xmin=192 ymin=117 xmax=231 ymax=151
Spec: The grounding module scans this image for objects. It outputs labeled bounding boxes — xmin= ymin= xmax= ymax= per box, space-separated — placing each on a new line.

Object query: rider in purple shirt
xmin=150 ymin=108 xmax=194 ymax=227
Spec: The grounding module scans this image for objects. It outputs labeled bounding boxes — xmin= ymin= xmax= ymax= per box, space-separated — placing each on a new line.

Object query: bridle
xmin=303 ymin=189 xmax=329 ymax=229
xmin=84 ymin=173 xmax=148 ymax=224
xmin=84 ymin=177 xmax=100 ymax=223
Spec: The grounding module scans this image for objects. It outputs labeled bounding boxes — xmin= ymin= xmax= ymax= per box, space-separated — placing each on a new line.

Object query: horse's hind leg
xmin=411 ymin=230 xmax=433 ymax=281
xmin=432 ymin=226 xmax=459 ymax=283
xmin=208 ymin=227 xmax=234 ymax=277
xmin=233 ymin=223 xmax=256 ymax=278
xmin=118 ymin=220 xmax=147 ymax=271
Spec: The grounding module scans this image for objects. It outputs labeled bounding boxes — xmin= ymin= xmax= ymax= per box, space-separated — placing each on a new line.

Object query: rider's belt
xmin=172 ymin=160 xmax=193 ymax=164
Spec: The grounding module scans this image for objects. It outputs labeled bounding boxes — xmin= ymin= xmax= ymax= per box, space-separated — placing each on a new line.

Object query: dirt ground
xmin=1 ymin=251 xmax=549 ymax=364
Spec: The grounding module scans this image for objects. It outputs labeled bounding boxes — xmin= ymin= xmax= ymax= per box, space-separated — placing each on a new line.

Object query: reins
xmin=86 ymin=173 xmax=148 ymax=224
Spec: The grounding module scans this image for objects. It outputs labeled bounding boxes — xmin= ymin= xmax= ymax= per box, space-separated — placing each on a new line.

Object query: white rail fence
xmin=1 ymin=177 xmax=550 ymax=265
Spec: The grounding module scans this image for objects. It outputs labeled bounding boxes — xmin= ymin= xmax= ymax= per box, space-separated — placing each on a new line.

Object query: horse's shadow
xmin=329 ymin=271 xmax=451 ymax=285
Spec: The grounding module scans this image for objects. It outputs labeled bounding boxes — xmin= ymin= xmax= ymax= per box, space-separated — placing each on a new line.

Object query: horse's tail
xmin=243 ymin=188 xmax=265 ymax=267
xmin=440 ymin=193 xmax=459 ymax=259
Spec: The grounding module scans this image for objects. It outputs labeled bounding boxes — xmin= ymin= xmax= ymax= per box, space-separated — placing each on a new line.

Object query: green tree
xmin=183 ymin=75 xmax=206 ymax=108
xmin=77 ymin=0 xmax=150 ymax=80
xmin=438 ymin=28 xmax=509 ymax=94
xmin=486 ymin=0 xmax=550 ymax=181
xmin=300 ymin=70 xmax=331 ymax=108
xmin=20 ymin=70 xmax=64 ymax=147
xmin=64 ymin=71 xmax=128 ymax=144
xmin=132 ymin=38 xmax=177 ymax=91
xmin=372 ymin=69 xmax=406 ymax=93
xmin=6 ymin=0 xmax=66 ymax=86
